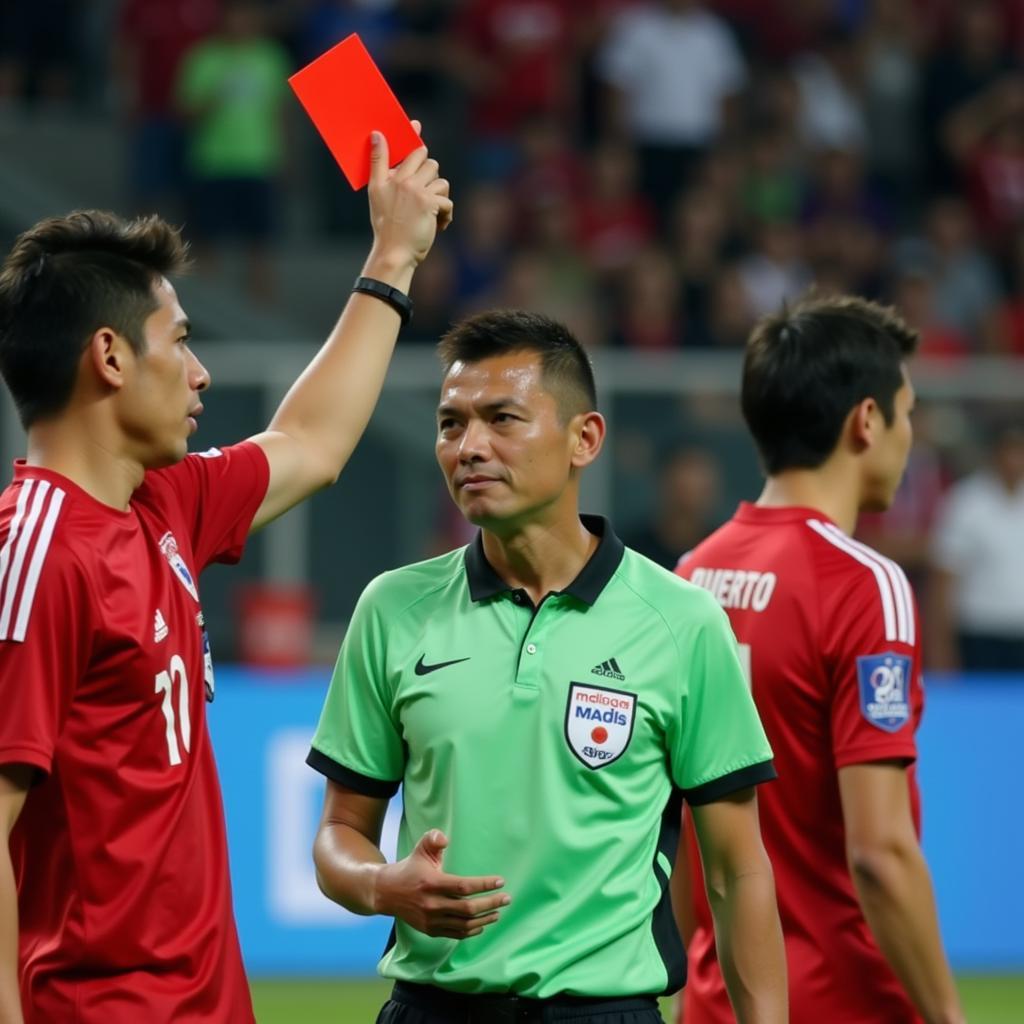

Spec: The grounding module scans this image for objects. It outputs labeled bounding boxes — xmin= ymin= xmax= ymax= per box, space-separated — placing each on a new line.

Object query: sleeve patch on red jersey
xmin=857 ymin=652 xmax=912 ymax=732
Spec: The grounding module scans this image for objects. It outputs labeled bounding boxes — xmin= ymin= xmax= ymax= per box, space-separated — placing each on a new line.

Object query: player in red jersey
xmin=674 ymin=296 xmax=964 ymax=1024
xmin=0 ymin=131 xmax=452 ymax=1023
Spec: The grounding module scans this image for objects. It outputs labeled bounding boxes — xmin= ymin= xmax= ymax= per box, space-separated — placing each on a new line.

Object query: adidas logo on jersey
xmin=154 ymin=609 xmax=168 ymax=643
xmin=591 ymin=657 xmax=625 ymax=681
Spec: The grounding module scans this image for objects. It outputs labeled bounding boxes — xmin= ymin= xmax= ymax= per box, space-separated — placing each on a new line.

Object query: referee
xmin=307 ymin=311 xmax=787 ymax=1024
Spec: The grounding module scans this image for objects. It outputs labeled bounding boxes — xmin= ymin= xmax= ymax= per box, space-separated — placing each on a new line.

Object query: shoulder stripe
xmin=820 ymin=521 xmax=915 ymax=646
xmin=0 ymin=480 xmax=51 ymax=638
xmin=0 ymin=480 xmax=35 ymax=613
xmin=0 ymin=481 xmax=66 ymax=642
xmin=12 ymin=487 xmax=65 ymax=642
xmin=806 ymin=518 xmax=907 ymax=643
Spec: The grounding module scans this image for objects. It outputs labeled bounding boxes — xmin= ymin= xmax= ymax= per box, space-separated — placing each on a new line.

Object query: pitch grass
xmin=251 ymin=975 xmax=1024 ymax=1023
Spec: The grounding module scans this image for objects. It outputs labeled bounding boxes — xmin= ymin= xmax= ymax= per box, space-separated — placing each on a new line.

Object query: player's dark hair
xmin=438 ymin=309 xmax=597 ymax=421
xmin=742 ymin=295 xmax=918 ymax=474
xmin=0 ymin=210 xmax=191 ymax=428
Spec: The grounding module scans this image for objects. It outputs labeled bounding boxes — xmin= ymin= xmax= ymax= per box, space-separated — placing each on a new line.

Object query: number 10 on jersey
xmin=155 ymin=654 xmax=191 ymax=765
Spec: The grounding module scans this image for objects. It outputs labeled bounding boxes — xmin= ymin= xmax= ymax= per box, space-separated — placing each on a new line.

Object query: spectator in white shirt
xmin=598 ymin=0 xmax=747 ymax=216
xmin=792 ymin=26 xmax=867 ymax=153
xmin=928 ymin=421 xmax=1024 ymax=672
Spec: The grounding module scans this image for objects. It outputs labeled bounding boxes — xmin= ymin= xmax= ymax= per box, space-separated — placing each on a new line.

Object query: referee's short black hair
xmin=742 ymin=294 xmax=918 ymax=475
xmin=0 ymin=209 xmax=191 ymax=428
xmin=438 ymin=309 xmax=597 ymax=422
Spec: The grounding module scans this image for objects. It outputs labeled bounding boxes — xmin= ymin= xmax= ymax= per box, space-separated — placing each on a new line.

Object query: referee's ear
xmin=569 ymin=411 xmax=606 ymax=470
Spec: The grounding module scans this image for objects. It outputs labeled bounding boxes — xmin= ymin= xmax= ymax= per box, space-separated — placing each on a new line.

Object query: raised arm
xmin=0 ymin=766 xmax=30 ymax=1024
xmin=313 ymin=781 xmax=509 ymax=939
xmin=838 ymin=761 xmax=964 ymax=1024
xmin=690 ymin=789 xmax=787 ymax=1024
xmin=248 ymin=129 xmax=453 ymax=531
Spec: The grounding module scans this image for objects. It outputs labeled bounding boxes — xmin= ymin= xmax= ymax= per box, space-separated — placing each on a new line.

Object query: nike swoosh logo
xmin=415 ymin=655 xmax=471 ymax=676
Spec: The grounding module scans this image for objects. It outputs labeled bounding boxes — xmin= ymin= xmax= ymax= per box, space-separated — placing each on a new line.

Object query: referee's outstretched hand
xmin=374 ymin=829 xmax=510 ymax=940
xmin=367 ymin=119 xmax=454 ymax=270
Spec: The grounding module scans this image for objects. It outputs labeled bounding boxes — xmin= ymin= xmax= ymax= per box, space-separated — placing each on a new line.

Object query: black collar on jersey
xmin=465 ymin=515 xmax=625 ymax=607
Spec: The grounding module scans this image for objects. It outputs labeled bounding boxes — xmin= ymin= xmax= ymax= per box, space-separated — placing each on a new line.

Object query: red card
xmin=289 ymin=33 xmax=422 ymax=190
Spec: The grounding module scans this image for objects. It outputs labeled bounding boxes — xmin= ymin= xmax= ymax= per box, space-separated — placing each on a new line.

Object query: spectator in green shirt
xmin=176 ymin=0 xmax=290 ymax=300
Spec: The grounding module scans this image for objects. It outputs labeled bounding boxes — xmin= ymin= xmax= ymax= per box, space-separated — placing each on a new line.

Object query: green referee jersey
xmin=308 ymin=516 xmax=774 ymax=999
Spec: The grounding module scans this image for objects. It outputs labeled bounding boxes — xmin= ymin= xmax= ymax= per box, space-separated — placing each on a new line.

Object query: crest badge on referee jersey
xmin=565 ymin=682 xmax=637 ymax=770
xmin=856 ymin=652 xmax=911 ymax=732
xmin=159 ymin=531 xmax=199 ymax=603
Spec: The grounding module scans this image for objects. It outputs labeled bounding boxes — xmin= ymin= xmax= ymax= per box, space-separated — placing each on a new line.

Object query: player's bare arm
xmin=313 ymin=781 xmax=508 ymax=940
xmin=248 ymin=124 xmax=453 ymax=531
xmin=839 ymin=761 xmax=966 ymax=1024
xmin=691 ymin=789 xmax=787 ymax=1024
xmin=670 ymin=809 xmax=698 ymax=947
xmin=669 ymin=812 xmax=698 ymax=1024
xmin=0 ymin=767 xmax=31 ymax=1024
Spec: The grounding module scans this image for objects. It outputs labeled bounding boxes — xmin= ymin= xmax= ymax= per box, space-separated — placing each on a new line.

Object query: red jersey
xmin=676 ymin=503 xmax=924 ymax=1024
xmin=457 ymin=0 xmax=578 ymax=136
xmin=0 ymin=443 xmax=269 ymax=1023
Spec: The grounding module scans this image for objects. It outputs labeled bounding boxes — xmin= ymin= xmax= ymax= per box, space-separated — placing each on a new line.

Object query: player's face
xmin=863 ymin=368 xmax=914 ymax=512
xmin=436 ymin=352 xmax=582 ymax=531
xmin=119 ymin=278 xmax=210 ymax=468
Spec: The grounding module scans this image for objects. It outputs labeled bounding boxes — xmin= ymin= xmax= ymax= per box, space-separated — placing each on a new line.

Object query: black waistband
xmin=391 ymin=981 xmax=659 ymax=1022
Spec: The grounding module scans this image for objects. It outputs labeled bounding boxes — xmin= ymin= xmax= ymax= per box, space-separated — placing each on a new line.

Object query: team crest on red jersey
xmin=159 ymin=531 xmax=199 ymax=602
xmin=857 ymin=652 xmax=911 ymax=732
xmin=565 ymin=682 xmax=637 ymax=769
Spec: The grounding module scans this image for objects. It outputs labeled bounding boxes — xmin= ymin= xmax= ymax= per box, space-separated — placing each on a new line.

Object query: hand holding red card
xmin=366 ymin=134 xmax=453 ymax=265
xmin=289 ymin=34 xmax=422 ymax=190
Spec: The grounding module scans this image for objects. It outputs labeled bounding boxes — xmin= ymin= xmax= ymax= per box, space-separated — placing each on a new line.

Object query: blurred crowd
xmin=3 ymin=0 xmax=1024 ymax=353
xmin=2 ymin=0 xmax=1023 ymax=670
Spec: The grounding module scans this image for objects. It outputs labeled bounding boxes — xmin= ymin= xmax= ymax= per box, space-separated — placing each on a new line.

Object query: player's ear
xmin=87 ymin=327 xmax=131 ymax=391
xmin=848 ymin=396 xmax=878 ymax=453
xmin=570 ymin=411 xmax=606 ymax=470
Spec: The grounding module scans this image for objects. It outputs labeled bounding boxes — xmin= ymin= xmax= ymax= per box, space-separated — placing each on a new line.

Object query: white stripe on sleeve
xmin=0 ymin=480 xmax=34 ymax=613
xmin=12 ymin=487 xmax=66 ymax=642
xmin=821 ymin=521 xmax=915 ymax=645
xmin=806 ymin=518 xmax=901 ymax=642
xmin=0 ymin=480 xmax=51 ymax=640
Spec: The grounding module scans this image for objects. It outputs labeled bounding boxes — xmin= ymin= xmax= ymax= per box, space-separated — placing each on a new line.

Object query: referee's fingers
xmin=433 ymin=911 xmax=502 ymax=938
xmin=443 ymin=892 xmax=511 ymax=919
xmin=433 ymin=873 xmax=505 ymax=897
xmin=433 ymin=926 xmax=485 ymax=940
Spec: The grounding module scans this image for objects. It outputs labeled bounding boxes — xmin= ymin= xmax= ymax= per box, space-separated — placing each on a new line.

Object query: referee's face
xmin=436 ymin=351 xmax=582 ymax=529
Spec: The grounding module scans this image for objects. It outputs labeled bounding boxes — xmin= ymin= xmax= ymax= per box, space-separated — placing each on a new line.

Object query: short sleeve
xmin=670 ymin=602 xmax=775 ymax=805
xmin=826 ymin=567 xmax=921 ymax=769
xmin=146 ymin=442 xmax=270 ymax=570
xmin=307 ymin=578 xmax=404 ymax=797
xmin=0 ymin=545 xmax=91 ymax=776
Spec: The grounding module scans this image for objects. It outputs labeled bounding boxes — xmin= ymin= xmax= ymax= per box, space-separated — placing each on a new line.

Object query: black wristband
xmin=352 ymin=276 xmax=413 ymax=325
